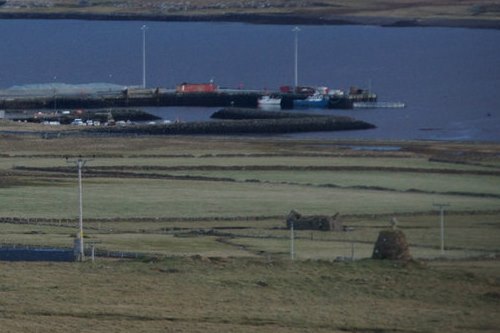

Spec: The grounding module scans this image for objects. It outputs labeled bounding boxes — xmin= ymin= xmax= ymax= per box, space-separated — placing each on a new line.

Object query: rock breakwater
xmin=84 ymin=108 xmax=375 ymax=136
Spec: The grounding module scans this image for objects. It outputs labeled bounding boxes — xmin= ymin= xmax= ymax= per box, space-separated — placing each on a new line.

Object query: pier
xmin=353 ymin=101 xmax=406 ymax=109
xmin=0 ymin=86 xmax=376 ymax=111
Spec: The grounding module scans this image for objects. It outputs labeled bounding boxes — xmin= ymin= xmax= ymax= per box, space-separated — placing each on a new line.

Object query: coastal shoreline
xmin=0 ymin=11 xmax=499 ymax=30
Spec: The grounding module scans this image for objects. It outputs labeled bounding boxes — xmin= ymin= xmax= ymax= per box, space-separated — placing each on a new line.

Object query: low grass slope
xmin=0 ymin=258 xmax=499 ymax=333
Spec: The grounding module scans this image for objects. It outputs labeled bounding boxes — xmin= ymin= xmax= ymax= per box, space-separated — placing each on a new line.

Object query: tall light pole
xmin=292 ymin=26 xmax=300 ymax=87
xmin=53 ymin=76 xmax=57 ymax=112
xmin=141 ymin=25 xmax=148 ymax=89
xmin=433 ymin=203 xmax=450 ymax=255
xmin=67 ymin=156 xmax=93 ymax=261
xmin=53 ymin=88 xmax=57 ymax=112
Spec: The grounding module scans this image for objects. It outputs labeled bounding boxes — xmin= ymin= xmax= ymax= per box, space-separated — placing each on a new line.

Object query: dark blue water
xmin=1 ymin=20 xmax=499 ymax=141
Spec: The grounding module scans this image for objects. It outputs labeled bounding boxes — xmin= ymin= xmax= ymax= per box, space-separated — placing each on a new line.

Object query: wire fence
xmin=1 ymin=213 xmax=498 ymax=261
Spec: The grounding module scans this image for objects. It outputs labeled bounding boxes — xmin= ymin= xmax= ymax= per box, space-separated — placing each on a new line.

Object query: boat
xmin=293 ymin=94 xmax=329 ymax=109
xmin=258 ymin=95 xmax=282 ymax=110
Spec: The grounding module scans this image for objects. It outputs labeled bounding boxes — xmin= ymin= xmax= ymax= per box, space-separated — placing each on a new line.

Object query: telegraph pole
xmin=433 ymin=203 xmax=450 ymax=255
xmin=66 ymin=156 xmax=93 ymax=261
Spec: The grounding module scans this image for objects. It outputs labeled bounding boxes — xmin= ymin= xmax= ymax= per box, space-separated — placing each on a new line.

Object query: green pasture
xmin=82 ymin=219 xmax=281 ymax=233
xmin=1 ymin=177 xmax=499 ymax=219
xmin=1 ymin=136 xmax=499 ymax=262
xmin=229 ymin=237 xmax=486 ymax=260
xmin=1 ymin=212 xmax=499 ymax=260
xmin=2 ymin=155 xmax=498 ymax=171
xmin=164 ymin=169 xmax=500 ymax=195
xmin=94 ymin=234 xmax=252 ymax=257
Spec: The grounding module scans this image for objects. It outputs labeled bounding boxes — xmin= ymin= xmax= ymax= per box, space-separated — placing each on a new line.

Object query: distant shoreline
xmin=0 ymin=11 xmax=499 ymax=30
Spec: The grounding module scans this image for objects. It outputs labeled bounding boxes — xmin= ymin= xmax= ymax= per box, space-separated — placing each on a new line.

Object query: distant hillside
xmin=0 ymin=0 xmax=499 ymax=29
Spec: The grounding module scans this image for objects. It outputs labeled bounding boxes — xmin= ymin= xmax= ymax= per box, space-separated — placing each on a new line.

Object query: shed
xmin=286 ymin=210 xmax=343 ymax=231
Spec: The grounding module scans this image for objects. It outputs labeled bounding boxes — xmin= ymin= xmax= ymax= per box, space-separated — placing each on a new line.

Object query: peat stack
xmin=372 ymin=230 xmax=411 ymax=260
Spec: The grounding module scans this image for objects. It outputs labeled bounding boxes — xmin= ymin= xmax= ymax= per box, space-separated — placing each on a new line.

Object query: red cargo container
xmin=280 ymin=85 xmax=293 ymax=93
xmin=176 ymin=83 xmax=218 ymax=93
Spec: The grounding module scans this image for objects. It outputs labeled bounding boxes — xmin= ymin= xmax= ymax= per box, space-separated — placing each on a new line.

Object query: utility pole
xmin=66 ymin=156 xmax=93 ymax=261
xmin=433 ymin=203 xmax=450 ymax=255
xmin=290 ymin=220 xmax=295 ymax=261
xmin=141 ymin=25 xmax=148 ymax=89
xmin=292 ymin=26 xmax=300 ymax=87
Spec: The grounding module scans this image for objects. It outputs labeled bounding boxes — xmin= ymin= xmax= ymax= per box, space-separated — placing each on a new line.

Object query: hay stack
xmin=372 ymin=229 xmax=411 ymax=260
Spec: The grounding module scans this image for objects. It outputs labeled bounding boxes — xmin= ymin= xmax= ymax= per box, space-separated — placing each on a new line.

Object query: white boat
xmin=258 ymin=95 xmax=281 ymax=106
xmin=258 ymin=95 xmax=282 ymax=110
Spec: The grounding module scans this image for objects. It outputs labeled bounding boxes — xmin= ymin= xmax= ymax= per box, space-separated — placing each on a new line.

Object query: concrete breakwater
xmin=83 ymin=108 xmax=375 ymax=135
xmin=0 ymin=90 xmax=261 ymax=109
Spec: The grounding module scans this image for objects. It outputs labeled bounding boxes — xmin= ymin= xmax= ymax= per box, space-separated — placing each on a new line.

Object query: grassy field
xmin=1 ymin=132 xmax=499 ymax=259
xmin=0 ymin=130 xmax=499 ymax=332
xmin=1 ymin=258 xmax=499 ymax=333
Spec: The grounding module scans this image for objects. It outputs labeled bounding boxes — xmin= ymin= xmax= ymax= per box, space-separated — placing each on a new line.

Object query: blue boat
xmin=293 ymin=94 xmax=329 ymax=109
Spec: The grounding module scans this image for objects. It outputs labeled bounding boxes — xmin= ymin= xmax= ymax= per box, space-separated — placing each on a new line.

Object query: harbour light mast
xmin=141 ymin=25 xmax=148 ymax=89
xmin=293 ymin=26 xmax=300 ymax=87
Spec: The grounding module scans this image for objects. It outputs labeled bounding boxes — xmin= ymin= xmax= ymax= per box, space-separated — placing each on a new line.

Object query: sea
xmin=0 ymin=19 xmax=499 ymax=142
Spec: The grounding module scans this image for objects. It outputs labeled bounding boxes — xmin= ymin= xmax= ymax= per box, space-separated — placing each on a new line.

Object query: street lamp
xmin=53 ymin=76 xmax=57 ymax=112
xmin=292 ymin=26 xmax=300 ymax=87
xmin=141 ymin=25 xmax=148 ymax=89
xmin=53 ymin=88 xmax=57 ymax=112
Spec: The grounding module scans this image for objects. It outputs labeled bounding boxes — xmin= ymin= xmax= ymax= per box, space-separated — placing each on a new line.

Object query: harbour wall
xmin=0 ymin=90 xmax=371 ymax=110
